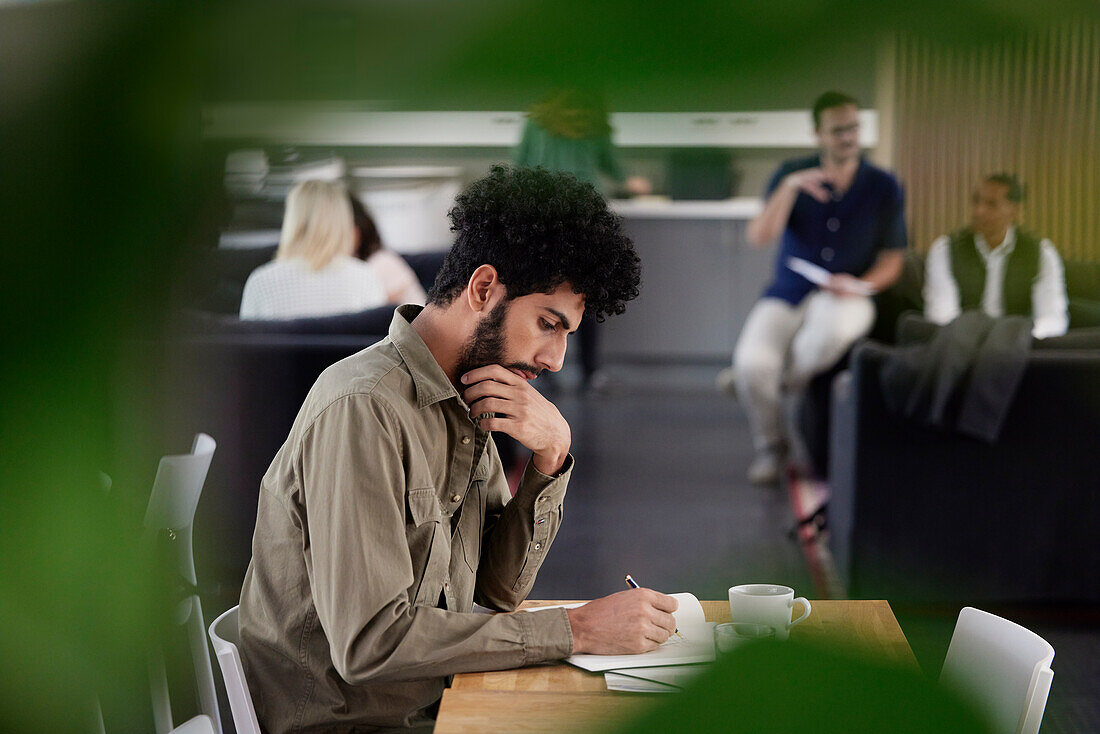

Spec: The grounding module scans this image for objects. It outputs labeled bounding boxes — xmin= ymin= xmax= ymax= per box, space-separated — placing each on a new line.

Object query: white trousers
xmin=733 ymin=292 xmax=875 ymax=452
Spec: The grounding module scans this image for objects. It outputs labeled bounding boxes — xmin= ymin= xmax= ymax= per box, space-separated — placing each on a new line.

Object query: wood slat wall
xmin=889 ymin=22 xmax=1100 ymax=261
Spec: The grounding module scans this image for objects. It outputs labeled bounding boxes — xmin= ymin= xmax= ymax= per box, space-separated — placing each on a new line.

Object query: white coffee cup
xmin=728 ymin=584 xmax=811 ymax=641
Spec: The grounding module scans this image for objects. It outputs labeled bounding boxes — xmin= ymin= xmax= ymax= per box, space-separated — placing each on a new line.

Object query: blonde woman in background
xmin=239 ymin=179 xmax=386 ymax=319
xmin=349 ymin=194 xmax=427 ymax=305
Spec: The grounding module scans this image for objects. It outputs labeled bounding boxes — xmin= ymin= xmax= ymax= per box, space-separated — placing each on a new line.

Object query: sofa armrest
xmin=827 ymin=369 xmax=856 ymax=590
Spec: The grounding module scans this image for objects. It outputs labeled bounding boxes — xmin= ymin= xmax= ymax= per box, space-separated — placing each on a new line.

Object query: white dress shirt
xmin=923 ymin=226 xmax=1069 ymax=339
xmin=239 ymin=255 xmax=387 ymax=320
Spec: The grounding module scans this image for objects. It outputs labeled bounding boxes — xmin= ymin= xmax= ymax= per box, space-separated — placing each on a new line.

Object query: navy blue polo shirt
xmin=761 ymin=155 xmax=907 ymax=305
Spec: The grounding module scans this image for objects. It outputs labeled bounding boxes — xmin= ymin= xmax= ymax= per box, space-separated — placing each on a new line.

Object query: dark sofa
xmin=800 ymin=252 xmax=1100 ymax=479
xmin=827 ymin=325 xmax=1100 ymax=604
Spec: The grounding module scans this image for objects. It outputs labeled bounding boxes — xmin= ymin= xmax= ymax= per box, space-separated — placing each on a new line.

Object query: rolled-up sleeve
xmin=300 ymin=395 xmax=572 ymax=686
xmin=924 ymin=236 xmax=961 ymax=325
xmin=1031 ymin=239 xmax=1069 ymax=339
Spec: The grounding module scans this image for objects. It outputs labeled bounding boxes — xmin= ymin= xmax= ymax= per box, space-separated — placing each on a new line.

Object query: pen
xmin=624 ymin=574 xmax=682 ymax=639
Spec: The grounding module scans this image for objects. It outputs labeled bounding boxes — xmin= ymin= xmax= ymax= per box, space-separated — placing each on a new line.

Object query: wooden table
xmin=435 ymin=600 xmax=917 ymax=734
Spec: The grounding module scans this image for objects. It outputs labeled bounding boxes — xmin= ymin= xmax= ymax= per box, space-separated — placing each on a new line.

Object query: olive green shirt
xmin=238 ymin=305 xmax=575 ymax=733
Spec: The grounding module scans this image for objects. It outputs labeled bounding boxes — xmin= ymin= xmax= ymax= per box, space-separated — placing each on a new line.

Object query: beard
xmin=455 ymin=298 xmax=509 ymax=378
xmin=454 ymin=299 xmax=542 ymax=382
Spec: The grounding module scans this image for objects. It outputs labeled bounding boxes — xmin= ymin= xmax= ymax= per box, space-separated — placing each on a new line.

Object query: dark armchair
xmin=827 ymin=328 xmax=1100 ymax=604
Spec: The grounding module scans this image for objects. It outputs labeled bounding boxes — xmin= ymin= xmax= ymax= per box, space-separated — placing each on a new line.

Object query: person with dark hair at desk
xmin=924 ymin=173 xmax=1068 ymax=339
xmin=238 ymin=166 xmax=677 ymax=733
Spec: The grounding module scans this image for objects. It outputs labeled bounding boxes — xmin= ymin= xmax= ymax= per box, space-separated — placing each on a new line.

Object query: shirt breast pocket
xmin=407 ymin=486 xmax=443 ymax=527
xmin=406 ymin=487 xmax=445 ymax=606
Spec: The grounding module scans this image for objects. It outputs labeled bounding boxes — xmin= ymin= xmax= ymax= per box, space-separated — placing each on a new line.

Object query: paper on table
xmin=473 ymin=602 xmax=586 ymax=614
xmin=566 ymin=622 xmax=715 ymax=672
xmin=604 ymin=664 xmax=710 ymax=693
xmin=519 ymin=593 xmax=702 ymax=626
xmin=787 ymin=257 xmax=875 ymax=296
xmin=561 ymin=593 xmax=716 ymax=672
xmin=489 ymin=595 xmax=712 ymax=672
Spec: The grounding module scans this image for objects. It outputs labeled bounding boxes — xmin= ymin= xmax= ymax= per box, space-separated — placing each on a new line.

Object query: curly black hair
xmin=427 ymin=165 xmax=641 ymax=322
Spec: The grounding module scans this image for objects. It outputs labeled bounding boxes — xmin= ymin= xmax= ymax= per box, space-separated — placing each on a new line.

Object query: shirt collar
xmin=812 ymin=154 xmax=866 ymax=196
xmin=974 ymin=226 xmax=1016 ymax=260
xmin=387 ymin=304 xmax=460 ymax=409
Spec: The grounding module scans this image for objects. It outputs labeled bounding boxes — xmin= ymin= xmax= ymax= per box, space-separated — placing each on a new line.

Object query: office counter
xmin=602 ymin=197 xmax=773 ymax=362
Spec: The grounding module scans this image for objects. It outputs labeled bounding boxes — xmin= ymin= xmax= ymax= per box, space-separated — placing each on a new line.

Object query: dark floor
xmin=526 ymin=362 xmax=1099 ymax=734
xmin=529 ymin=364 xmax=812 ymax=603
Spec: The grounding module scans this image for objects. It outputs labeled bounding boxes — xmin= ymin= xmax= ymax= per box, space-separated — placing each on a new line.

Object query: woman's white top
xmin=239 ymin=255 xmax=387 ymax=320
xmin=366 ymin=249 xmax=428 ymax=306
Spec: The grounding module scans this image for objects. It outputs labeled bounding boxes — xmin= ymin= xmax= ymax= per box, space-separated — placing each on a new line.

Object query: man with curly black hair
xmin=428 ymin=164 xmax=642 ymax=321
xmin=239 ymin=165 xmax=676 ymax=733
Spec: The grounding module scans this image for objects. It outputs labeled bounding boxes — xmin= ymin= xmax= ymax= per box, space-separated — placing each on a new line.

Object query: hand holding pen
xmin=565 ymin=583 xmax=680 ymax=654
xmin=625 ymin=574 xmax=683 ymax=639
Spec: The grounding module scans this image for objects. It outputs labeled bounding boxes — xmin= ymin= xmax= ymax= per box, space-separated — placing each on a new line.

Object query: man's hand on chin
xmin=460 ymin=364 xmax=571 ymax=475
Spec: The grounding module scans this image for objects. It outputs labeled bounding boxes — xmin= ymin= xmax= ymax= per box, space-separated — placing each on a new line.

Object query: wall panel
xmin=891 ymin=22 xmax=1100 ymax=261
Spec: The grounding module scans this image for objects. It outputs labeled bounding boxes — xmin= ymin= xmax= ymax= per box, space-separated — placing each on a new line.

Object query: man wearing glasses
xmin=719 ymin=91 xmax=907 ymax=485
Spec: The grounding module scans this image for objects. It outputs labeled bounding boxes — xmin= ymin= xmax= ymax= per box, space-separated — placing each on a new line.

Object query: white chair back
xmin=144 ymin=433 xmax=216 ymax=584
xmin=209 ymin=606 xmax=262 ymax=734
xmin=940 ymin=606 xmax=1055 ymax=734
xmin=144 ymin=434 xmax=222 ymax=734
xmin=171 ymin=715 xmax=217 ymax=734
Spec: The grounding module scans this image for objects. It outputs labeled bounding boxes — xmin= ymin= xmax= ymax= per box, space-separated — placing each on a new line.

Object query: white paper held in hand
xmin=787 ymin=256 xmax=875 ymax=296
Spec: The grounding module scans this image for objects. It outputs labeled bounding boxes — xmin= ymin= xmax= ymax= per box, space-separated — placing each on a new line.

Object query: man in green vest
xmin=923 ymin=173 xmax=1068 ymax=338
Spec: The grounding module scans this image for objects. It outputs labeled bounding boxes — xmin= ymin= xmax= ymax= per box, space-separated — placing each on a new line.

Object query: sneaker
xmin=716 ymin=367 xmax=739 ymax=399
xmin=747 ymin=449 xmax=783 ymax=486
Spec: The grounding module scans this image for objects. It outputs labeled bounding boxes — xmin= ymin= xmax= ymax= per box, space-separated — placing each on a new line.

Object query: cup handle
xmin=788 ymin=597 xmax=811 ymax=629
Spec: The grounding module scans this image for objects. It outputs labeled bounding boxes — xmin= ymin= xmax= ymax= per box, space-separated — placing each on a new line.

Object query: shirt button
xmin=461 ymin=436 xmax=471 ymax=445
xmin=827 ymin=217 xmax=840 ymax=232
xmin=822 ymin=247 xmax=835 ymax=262
xmin=534 ymin=543 xmax=542 ymax=551
xmin=451 ymin=494 xmax=462 ymax=502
